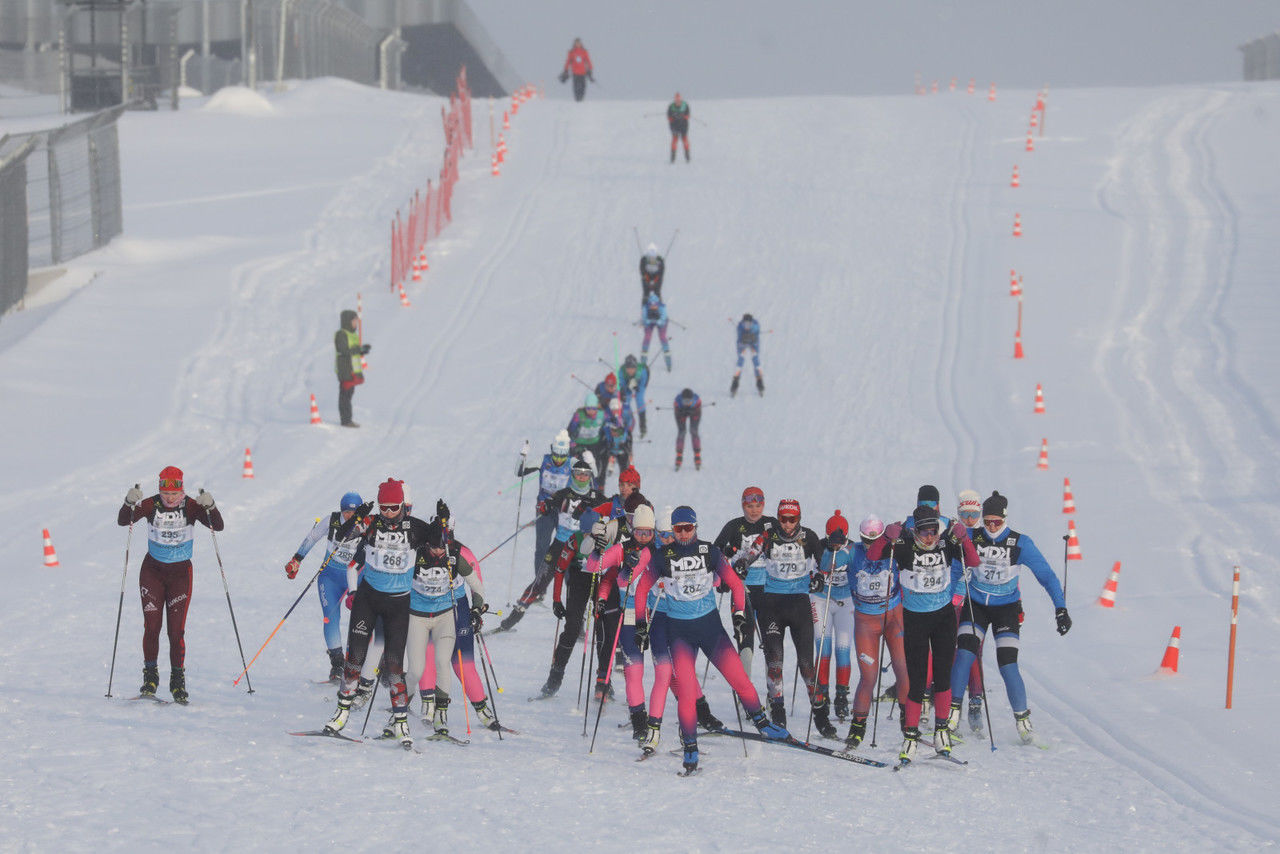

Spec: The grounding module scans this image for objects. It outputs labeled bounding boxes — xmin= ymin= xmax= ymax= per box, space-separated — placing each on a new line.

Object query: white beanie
xmin=633 ymin=504 xmax=656 ymax=530
xmin=957 ymin=489 xmax=982 ymax=514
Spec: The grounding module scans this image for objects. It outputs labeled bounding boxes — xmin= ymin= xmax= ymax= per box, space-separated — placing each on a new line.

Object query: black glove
xmin=436 ymin=499 xmax=450 ymax=526
xmin=732 ymin=611 xmax=748 ymax=647
xmin=558 ymin=70 xmax=569 ymax=84
xmin=553 ymin=600 xmax=566 ymax=620
xmin=634 ymin=621 xmax=650 ymax=652
xmin=358 ymin=501 xmax=375 ymax=517
xmin=1055 ymin=607 xmax=1072 ymax=636
xmin=470 ymin=603 xmax=486 ymax=631
xmin=587 ymin=71 xmax=595 ymax=83
xmin=593 ymin=598 xmax=608 ymax=620
xmin=809 ymin=572 xmax=826 ymax=594
xmin=360 ymin=344 xmax=371 ymax=354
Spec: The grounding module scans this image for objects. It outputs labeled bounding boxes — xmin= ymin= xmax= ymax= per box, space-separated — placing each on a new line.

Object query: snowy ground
xmin=3 ymin=78 xmax=1279 ymax=850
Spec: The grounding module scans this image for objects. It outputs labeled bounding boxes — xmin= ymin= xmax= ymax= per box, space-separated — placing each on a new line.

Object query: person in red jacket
xmin=558 ymin=38 xmax=594 ymax=102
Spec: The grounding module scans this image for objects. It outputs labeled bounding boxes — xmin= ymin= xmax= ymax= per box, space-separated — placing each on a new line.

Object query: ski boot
xmin=641 ymin=718 xmax=662 ymax=754
xmin=629 ymin=704 xmax=648 ymax=743
xmin=730 ymin=373 xmax=740 ymax=397
xmin=834 ymin=686 xmax=850 ymax=721
xmin=382 ymin=711 xmax=411 ymax=747
xmin=349 ymin=677 xmax=375 ymax=709
xmin=812 ymin=699 xmax=838 ymax=739
xmin=934 ymin=721 xmax=953 ymax=756
xmin=755 ymin=373 xmax=765 ymax=396
xmin=969 ymin=695 xmax=985 ymax=734
xmin=419 ymin=690 xmax=436 ymax=727
xmin=695 ymin=697 xmax=724 ymax=731
xmin=681 ymin=737 xmax=699 ymax=774
xmin=674 ymin=453 xmax=682 ymax=472
xmin=325 ymin=692 xmax=354 ymax=733
xmin=1014 ymin=709 xmax=1035 ymax=744
xmin=497 ymin=603 xmax=527 ymax=632
xmin=750 ymin=708 xmax=789 ymax=740
xmin=769 ymin=697 xmax=787 ymax=728
xmin=898 ymin=726 xmax=921 ymax=764
xmin=593 ymin=678 xmax=615 ymax=703
xmin=694 ymin=453 xmax=702 ymax=471
xmin=326 ymin=648 xmax=345 ymax=683
xmin=473 ymin=700 xmax=498 ymax=730
xmin=845 ymin=716 xmax=867 ymax=749
xmin=946 ymin=700 xmax=963 ymax=735
xmin=139 ymin=663 xmax=159 ymax=697
xmin=433 ymin=697 xmax=451 ymax=736
xmin=169 ymin=667 xmax=188 ymax=704
xmin=539 ymin=665 xmax=564 ymax=698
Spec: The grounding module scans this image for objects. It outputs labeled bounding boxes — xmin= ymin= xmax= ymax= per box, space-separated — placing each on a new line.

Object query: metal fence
xmin=0 ymin=105 xmax=124 ymax=316
xmin=1240 ymin=32 xmax=1280 ymax=81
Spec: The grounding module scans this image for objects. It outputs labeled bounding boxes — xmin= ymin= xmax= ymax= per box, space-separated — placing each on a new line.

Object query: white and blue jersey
xmin=763 ymin=526 xmax=822 ymax=595
xmin=294 ymin=512 xmax=362 ymax=575
xmin=848 ymin=542 xmax=902 ymax=615
xmin=886 ymin=534 xmax=966 ymax=613
xmin=646 ymin=540 xmax=728 ymax=620
xmin=536 ymin=454 xmax=572 ymax=504
xmin=146 ymin=504 xmax=196 ymax=563
xmin=642 ymin=295 xmax=668 ymax=328
xmin=967 ymin=527 xmax=1065 ymax=609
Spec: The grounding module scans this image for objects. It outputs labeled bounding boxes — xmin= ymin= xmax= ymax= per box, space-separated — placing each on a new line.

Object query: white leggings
xmin=406 ymin=610 xmax=457 ymax=699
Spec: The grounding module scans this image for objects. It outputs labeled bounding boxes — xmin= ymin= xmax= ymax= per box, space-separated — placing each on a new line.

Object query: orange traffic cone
xmin=418 ymin=248 xmax=429 ymax=272
xmin=1095 ymin=561 xmax=1120 ymax=607
xmin=491 ymin=152 xmax=501 ymax=177
xmin=1013 ymin=213 xmax=1022 ymax=237
xmin=41 ymin=528 xmax=60 ymax=567
xmin=1014 ymin=330 xmax=1025 ymax=359
xmin=1025 ymin=131 xmax=1035 ymax=153
xmin=502 ymin=110 xmax=510 ymax=130
xmin=967 ymin=79 xmax=975 ymax=94
xmin=242 ymin=447 xmax=255 ymax=479
xmin=1062 ymin=477 xmax=1076 ymax=513
xmin=949 ymin=77 xmax=956 ymax=92
xmin=411 ymin=253 xmax=422 ymax=282
xmin=988 ymin=82 xmax=997 ymax=102
xmin=1010 ymin=164 xmax=1020 ymax=187
xmin=398 ymin=281 xmax=412 ymax=308
xmin=1009 ymin=269 xmax=1021 ymax=296
xmin=1159 ymin=626 xmax=1181 ymax=673
xmin=1033 ymin=383 xmax=1045 ymax=414
xmin=497 ymin=134 xmax=506 ymax=164
xmin=1029 ymin=110 xmax=1038 ymax=128
xmin=1036 ymin=438 xmax=1049 ymax=469
xmin=1066 ymin=518 xmax=1083 ymax=560
xmin=309 ymin=394 xmax=322 ymax=425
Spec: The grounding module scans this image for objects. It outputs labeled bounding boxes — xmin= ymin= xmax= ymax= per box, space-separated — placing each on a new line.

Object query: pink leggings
xmin=852 ymin=605 xmax=908 ymax=718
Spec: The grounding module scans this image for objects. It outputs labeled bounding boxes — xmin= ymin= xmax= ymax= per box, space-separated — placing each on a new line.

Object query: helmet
xmin=633 ymin=504 xmax=656 ymax=530
xmin=609 ymin=397 xmax=622 ymax=414
xmin=858 ymin=514 xmax=884 ymax=541
xmin=671 ymin=505 xmax=697 ymax=526
xmin=605 ymin=373 xmax=617 ymax=388
xmin=584 ymin=391 xmax=599 ymax=409
xmin=777 ymin=498 xmax=801 ymax=519
xmin=619 ymin=466 xmax=641 ymax=487
xmin=340 ymin=491 xmax=363 ymax=511
xmin=551 ymin=429 xmax=571 ymax=457
xmin=656 ymin=505 xmax=674 ymax=534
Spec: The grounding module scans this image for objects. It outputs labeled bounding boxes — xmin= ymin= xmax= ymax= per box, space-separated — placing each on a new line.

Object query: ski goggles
xmin=159 ymin=478 xmax=182 ymax=490
xmin=983 ymin=517 xmax=1005 ymax=529
xmin=741 ymin=489 xmax=764 ymax=505
xmin=379 ymin=503 xmax=402 ymax=514
xmin=959 ymin=510 xmax=981 ymax=523
xmin=632 ymin=528 xmax=655 ymax=541
xmin=915 ymin=525 xmax=941 ymax=539
xmin=672 ymin=523 xmax=696 ymax=534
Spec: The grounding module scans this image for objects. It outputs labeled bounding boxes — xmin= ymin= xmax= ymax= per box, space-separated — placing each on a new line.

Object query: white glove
xmin=196 ymin=489 xmax=215 ymax=510
xmin=124 ymin=484 xmax=143 ymax=507
xmin=591 ymin=519 xmax=610 ymax=552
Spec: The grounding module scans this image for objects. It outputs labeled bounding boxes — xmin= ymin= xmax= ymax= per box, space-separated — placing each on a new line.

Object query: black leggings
xmin=902 ymin=604 xmax=957 ymax=703
xmin=758 ymin=591 xmax=815 ymax=702
xmin=342 ymin=583 xmax=410 ymax=710
xmin=572 ymin=74 xmax=587 ymax=101
xmin=552 ymin=567 xmax=597 ymax=671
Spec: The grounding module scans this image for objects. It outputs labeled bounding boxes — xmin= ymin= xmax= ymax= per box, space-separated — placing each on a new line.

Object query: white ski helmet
xmin=551 ymin=430 xmax=571 ymax=456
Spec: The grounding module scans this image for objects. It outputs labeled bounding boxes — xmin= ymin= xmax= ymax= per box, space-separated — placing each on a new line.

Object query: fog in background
xmin=468 ymin=0 xmax=1278 ymax=99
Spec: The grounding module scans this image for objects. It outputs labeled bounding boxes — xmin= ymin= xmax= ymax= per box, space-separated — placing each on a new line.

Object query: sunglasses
xmin=959 ymin=510 xmax=981 ymax=521
xmin=673 ymin=523 xmax=696 ymax=533
xmin=633 ymin=528 xmax=655 ymax=538
xmin=379 ymin=503 xmax=402 ymax=513
xmin=916 ymin=527 xmax=940 ymax=538
xmin=983 ymin=517 xmax=1005 ymax=526
xmin=159 ymin=479 xmax=182 ymax=490
xmin=779 ymin=516 xmax=799 ymax=524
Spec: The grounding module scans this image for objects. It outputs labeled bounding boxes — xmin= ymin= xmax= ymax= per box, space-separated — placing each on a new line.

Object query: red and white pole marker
xmin=1227 ymin=565 xmax=1239 ymax=708
xmin=1011 ymin=164 xmax=1020 ymax=187
xmin=242 ymin=447 xmax=255 ymax=479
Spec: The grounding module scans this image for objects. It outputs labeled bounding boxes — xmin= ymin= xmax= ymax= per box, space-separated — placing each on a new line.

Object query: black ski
xmin=423 ymin=733 xmax=470 ymax=746
xmin=289 ymin=729 xmax=361 ymax=743
xmin=527 ymin=694 xmax=557 ymax=702
xmin=486 ymin=722 xmax=519 ymax=734
xmin=130 ymin=694 xmax=171 ymax=705
xmin=928 ymin=752 xmax=968 ymax=766
xmin=708 ymin=727 xmax=889 ymax=768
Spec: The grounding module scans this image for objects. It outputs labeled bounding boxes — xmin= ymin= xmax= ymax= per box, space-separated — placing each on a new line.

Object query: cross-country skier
xmin=322 ymin=479 xmax=433 ymax=747
xmin=117 ymin=466 xmax=223 ymax=703
xmin=284 ymin=491 xmax=364 ymax=681
xmin=844 ymin=514 xmax=909 ymax=749
xmin=605 ymin=397 xmax=634 ymax=477
xmin=812 ymin=511 xmax=855 ymax=737
xmin=667 ymin=93 xmax=691 ymax=162
xmin=730 ymin=313 xmax=763 ymax=397
xmin=515 ymin=430 xmax=573 ymax=581
xmin=639 ymin=244 xmax=665 ymax=304
xmin=632 ymin=505 xmax=790 ymax=773
xmin=867 ymin=505 xmax=978 ymax=765
xmin=641 ymin=291 xmax=672 ymax=371
xmin=594 ymin=373 xmax=619 ymax=411
xmin=568 ymin=392 xmax=609 ymax=485
xmin=619 ymin=353 xmax=650 ymax=437
xmin=673 ymin=388 xmax=701 ymax=471
xmin=558 ymin=38 xmax=594 ymax=102
xmin=757 ymin=498 xmax=825 ymax=730
xmin=712 ymin=486 xmax=778 ymax=678
xmin=946 ymin=491 xmax=1070 ymax=744
xmin=951 ymin=489 xmax=987 ymax=731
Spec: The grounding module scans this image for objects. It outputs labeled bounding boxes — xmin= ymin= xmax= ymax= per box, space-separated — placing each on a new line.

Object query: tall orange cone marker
xmin=1013 ymin=213 xmax=1023 ymax=237
xmin=242 ymin=447 xmax=255 ymax=479
xmin=398 ymin=281 xmax=412 ymax=308
xmin=1034 ymin=383 xmax=1046 ymax=414
xmin=491 ymin=152 xmax=501 ymax=177
xmin=1036 ymin=438 xmax=1049 ymax=469
xmin=418 ymin=247 xmax=429 ymax=272
xmin=502 ymin=110 xmax=509 ymax=130
xmin=1096 ymin=561 xmax=1120 ymax=608
xmin=1026 ymin=131 xmax=1035 ymax=153
xmin=967 ymin=79 xmax=975 ymax=94
xmin=1010 ymin=269 xmax=1022 ymax=296
xmin=1062 ymin=477 xmax=1076 ymax=513
xmin=1011 ymin=164 xmax=1020 ymax=187
xmin=988 ymin=82 xmax=997 ymax=101
xmin=1065 ymin=518 xmax=1082 ymax=560
xmin=310 ymin=394 xmax=322 ymax=425
xmin=1159 ymin=626 xmax=1181 ymax=673
xmin=42 ymin=528 xmax=60 ymax=566
xmin=1014 ymin=329 xmax=1025 ymax=359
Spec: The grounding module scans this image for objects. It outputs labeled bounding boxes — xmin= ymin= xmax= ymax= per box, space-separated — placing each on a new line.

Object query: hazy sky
xmin=467 ymin=0 xmax=1278 ymax=99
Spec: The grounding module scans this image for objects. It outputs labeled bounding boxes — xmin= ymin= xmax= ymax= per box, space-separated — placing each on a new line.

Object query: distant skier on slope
xmin=558 ymin=38 xmax=594 ymax=102
xmin=639 ymin=244 xmax=665 ymax=304
xmin=619 ymin=353 xmax=650 ymax=437
xmin=667 ymin=93 xmax=691 ymax=163
xmin=731 ymin=313 xmax=763 ymax=397
xmin=567 ymin=392 xmax=609 ymax=484
xmin=673 ymin=387 xmax=702 ymax=471
xmin=641 ymin=291 xmax=672 ymax=371
xmin=515 ymin=430 xmax=573 ymax=582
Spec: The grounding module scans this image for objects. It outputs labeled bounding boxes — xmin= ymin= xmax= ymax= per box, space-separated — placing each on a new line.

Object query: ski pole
xmin=476 ymin=518 xmax=538 ymax=564
xmin=477 ymin=630 xmax=502 ymax=694
xmin=806 ymin=566 xmax=835 ymax=742
xmin=964 ymin=579 xmax=997 ymax=751
xmin=668 ymin=318 xmax=688 ymax=331
xmin=576 ymin=573 xmax=599 ymax=712
xmin=581 ymin=579 xmax=605 ymax=736
xmin=632 ymin=226 xmax=642 ymax=253
xmin=360 ymin=668 xmax=380 ymax=736
xmin=234 ymin=566 xmax=322 ymax=686
xmin=497 ymin=472 xmax=536 ymax=497
xmin=1062 ymin=533 xmax=1070 ymax=599
xmin=664 ymin=229 xmax=679 ymax=258
xmin=106 ymin=517 xmax=134 ymax=698
xmin=505 ymin=440 xmax=530 ymax=606
xmin=206 ymin=506 xmax=253 ymax=694
xmin=570 ymin=373 xmax=594 ymax=392
xmin=476 ymin=633 xmax=503 ymax=740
